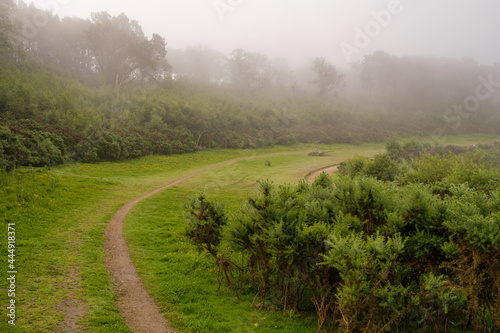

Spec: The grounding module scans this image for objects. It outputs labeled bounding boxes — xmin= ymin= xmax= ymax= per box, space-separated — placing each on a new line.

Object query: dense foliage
xmin=185 ymin=143 xmax=500 ymax=332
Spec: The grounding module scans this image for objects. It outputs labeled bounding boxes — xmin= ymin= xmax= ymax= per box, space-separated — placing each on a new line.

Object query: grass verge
xmin=0 ymin=169 xmax=132 ymax=332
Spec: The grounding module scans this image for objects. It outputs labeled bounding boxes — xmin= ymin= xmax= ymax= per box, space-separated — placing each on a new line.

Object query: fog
xmin=35 ymin=0 xmax=500 ymax=68
xmin=2 ymin=0 xmax=500 ymax=168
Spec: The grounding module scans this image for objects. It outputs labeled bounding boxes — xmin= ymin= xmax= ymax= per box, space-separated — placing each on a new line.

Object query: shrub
xmin=185 ymin=171 xmax=500 ymax=332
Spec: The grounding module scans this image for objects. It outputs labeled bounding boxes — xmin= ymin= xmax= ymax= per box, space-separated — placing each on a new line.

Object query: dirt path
xmin=306 ymin=165 xmax=339 ymax=182
xmin=104 ymin=152 xmax=306 ymax=332
xmin=105 ymin=189 xmax=175 ymax=333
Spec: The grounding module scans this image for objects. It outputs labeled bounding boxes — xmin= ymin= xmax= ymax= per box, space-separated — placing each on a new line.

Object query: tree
xmin=227 ymin=49 xmax=273 ymax=91
xmin=0 ymin=0 xmax=15 ymax=60
xmin=183 ymin=45 xmax=227 ymax=83
xmin=56 ymin=17 xmax=95 ymax=80
xmin=311 ymin=57 xmax=345 ymax=97
xmin=359 ymin=51 xmax=396 ymax=93
xmin=270 ymin=57 xmax=291 ymax=89
xmin=184 ymin=194 xmax=240 ymax=291
xmin=86 ymin=12 xmax=168 ymax=96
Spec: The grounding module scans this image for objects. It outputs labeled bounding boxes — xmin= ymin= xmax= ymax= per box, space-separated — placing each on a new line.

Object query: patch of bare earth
xmin=104 ymin=188 xmax=177 ymax=333
xmin=54 ymin=268 xmax=86 ymax=333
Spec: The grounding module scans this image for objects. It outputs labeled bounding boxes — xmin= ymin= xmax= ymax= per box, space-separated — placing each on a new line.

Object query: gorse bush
xmin=185 ymin=148 xmax=500 ymax=332
xmin=0 ymin=122 xmax=65 ymax=170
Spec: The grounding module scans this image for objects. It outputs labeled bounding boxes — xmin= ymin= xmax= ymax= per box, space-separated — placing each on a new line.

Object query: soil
xmin=55 ymin=268 xmax=86 ymax=333
xmin=104 ymin=190 xmax=175 ymax=333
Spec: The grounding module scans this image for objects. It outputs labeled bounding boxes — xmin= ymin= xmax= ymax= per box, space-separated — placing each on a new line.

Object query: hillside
xmin=1 ymin=2 xmax=499 ymax=170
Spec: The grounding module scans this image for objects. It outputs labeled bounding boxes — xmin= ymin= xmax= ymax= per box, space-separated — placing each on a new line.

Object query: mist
xmin=48 ymin=0 xmax=500 ymax=68
xmin=1 ymin=0 xmax=500 ymax=158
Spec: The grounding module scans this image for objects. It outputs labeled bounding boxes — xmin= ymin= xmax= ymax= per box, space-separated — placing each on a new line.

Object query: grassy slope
xmin=0 ymin=135 xmax=496 ymax=332
xmin=0 ymin=170 xmax=134 ymax=332
xmin=0 ymin=150 xmax=244 ymax=332
xmin=0 ymin=146 xmax=326 ymax=332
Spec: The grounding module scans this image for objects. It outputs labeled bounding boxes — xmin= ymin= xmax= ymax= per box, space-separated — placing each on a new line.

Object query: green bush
xmin=185 ymin=169 xmax=500 ymax=332
xmin=0 ymin=125 xmax=27 ymax=170
xmin=338 ymin=155 xmax=371 ymax=178
xmin=338 ymin=153 xmax=400 ymax=181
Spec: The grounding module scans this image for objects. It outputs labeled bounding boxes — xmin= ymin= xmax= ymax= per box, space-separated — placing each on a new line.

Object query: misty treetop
xmin=4 ymin=1 xmax=500 ymax=104
xmin=0 ymin=0 xmax=14 ymax=53
xmin=86 ymin=11 xmax=169 ymax=97
xmin=4 ymin=3 xmax=170 ymax=90
xmin=311 ymin=57 xmax=345 ymax=97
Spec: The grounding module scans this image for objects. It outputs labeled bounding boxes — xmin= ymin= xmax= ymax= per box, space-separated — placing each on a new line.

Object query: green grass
xmin=1 ymin=146 xmax=325 ymax=332
xmin=0 ymin=169 xmax=133 ymax=332
xmin=125 ymin=191 xmax=318 ymax=332
xmin=122 ymin=146 xmax=390 ymax=332
xmin=1 ymin=136 xmax=497 ymax=332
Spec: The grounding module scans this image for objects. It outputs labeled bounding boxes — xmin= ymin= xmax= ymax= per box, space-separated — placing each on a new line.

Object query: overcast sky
xmin=33 ymin=0 xmax=500 ymax=68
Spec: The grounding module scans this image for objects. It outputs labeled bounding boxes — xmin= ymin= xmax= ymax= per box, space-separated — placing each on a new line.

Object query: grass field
xmin=0 ymin=135 xmax=497 ymax=332
xmin=122 ymin=135 xmax=497 ymax=332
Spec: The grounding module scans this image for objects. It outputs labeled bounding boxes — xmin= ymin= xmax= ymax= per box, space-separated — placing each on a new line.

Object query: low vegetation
xmin=1 ymin=145 xmax=359 ymax=332
xmin=184 ymin=141 xmax=500 ymax=332
xmin=2 ymin=136 xmax=499 ymax=332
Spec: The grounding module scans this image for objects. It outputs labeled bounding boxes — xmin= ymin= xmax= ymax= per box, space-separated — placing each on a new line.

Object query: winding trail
xmin=104 ymin=152 xmax=306 ymax=332
xmin=104 ymin=149 xmax=380 ymax=331
xmin=305 ymin=165 xmax=339 ymax=182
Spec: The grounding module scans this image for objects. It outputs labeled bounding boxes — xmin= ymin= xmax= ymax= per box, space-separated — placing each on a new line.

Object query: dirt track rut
xmin=104 ymin=153 xmax=307 ymax=332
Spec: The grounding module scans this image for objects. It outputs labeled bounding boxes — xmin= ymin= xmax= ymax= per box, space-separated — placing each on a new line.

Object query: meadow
xmin=0 ymin=135 xmax=497 ymax=332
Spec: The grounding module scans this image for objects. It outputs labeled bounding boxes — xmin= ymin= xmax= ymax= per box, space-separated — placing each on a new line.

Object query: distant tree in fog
xmin=86 ymin=12 xmax=168 ymax=96
xmin=311 ymin=57 xmax=345 ymax=97
xmin=0 ymin=0 xmax=14 ymax=56
xmin=355 ymin=50 xmax=499 ymax=110
xmin=168 ymin=45 xmax=227 ymax=84
xmin=227 ymin=48 xmax=273 ymax=91
xmin=359 ymin=51 xmax=396 ymax=95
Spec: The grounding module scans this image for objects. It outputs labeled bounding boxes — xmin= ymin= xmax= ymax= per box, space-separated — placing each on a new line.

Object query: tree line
xmin=2 ymin=1 xmax=500 ymax=101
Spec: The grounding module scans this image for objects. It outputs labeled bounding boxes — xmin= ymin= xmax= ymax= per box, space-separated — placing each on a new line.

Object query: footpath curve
xmin=104 ymin=152 xmax=306 ymax=332
xmin=305 ymin=165 xmax=339 ymax=182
